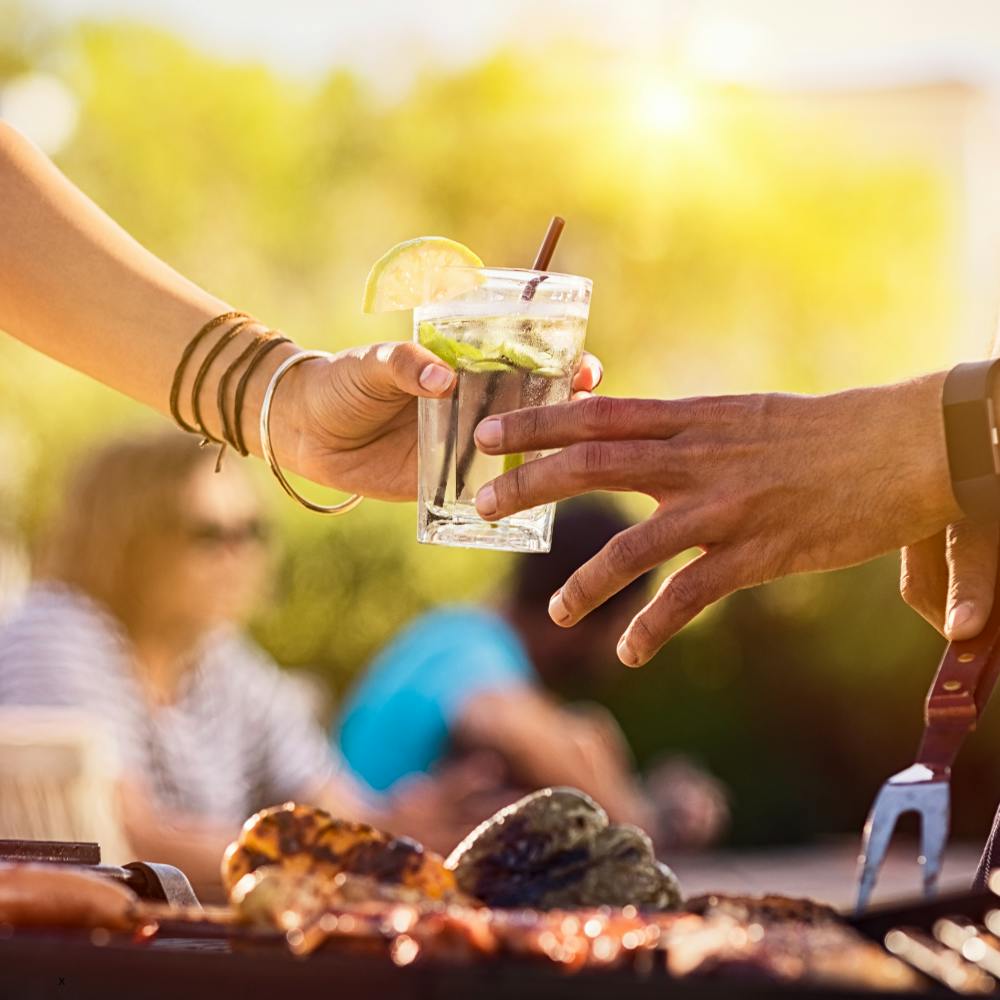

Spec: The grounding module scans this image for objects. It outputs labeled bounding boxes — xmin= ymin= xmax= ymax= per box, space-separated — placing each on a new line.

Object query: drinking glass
xmin=415 ymin=267 xmax=591 ymax=553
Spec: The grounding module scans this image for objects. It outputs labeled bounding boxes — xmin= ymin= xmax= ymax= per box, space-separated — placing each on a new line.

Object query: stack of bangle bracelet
xmin=169 ymin=311 xmax=363 ymax=515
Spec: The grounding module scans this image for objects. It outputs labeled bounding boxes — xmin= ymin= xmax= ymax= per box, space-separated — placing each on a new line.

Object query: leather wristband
xmin=943 ymin=359 xmax=1000 ymax=522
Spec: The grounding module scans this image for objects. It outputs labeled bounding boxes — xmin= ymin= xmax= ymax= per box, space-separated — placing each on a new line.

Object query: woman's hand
xmin=271 ymin=343 xmax=603 ymax=501
xmin=472 ymin=373 xmax=962 ymax=665
xmin=900 ymin=521 xmax=999 ymax=639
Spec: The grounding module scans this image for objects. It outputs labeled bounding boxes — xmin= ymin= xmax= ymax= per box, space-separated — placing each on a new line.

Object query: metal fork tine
xmin=857 ymin=784 xmax=905 ymax=915
xmin=918 ymin=785 xmax=950 ymax=899
xmin=857 ymin=778 xmax=951 ymax=914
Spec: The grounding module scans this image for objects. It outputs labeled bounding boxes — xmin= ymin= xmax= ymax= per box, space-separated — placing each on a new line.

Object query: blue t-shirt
xmin=336 ymin=607 xmax=534 ymax=794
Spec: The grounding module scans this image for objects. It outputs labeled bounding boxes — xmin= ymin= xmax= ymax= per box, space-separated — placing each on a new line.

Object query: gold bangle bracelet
xmin=259 ymin=350 xmax=364 ymax=515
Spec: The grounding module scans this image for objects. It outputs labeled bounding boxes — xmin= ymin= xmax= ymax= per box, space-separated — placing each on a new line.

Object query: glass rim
xmin=443 ymin=265 xmax=591 ymax=287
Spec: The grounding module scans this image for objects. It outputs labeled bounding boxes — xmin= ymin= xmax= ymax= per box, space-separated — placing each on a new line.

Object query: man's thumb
xmin=944 ymin=520 xmax=999 ymax=640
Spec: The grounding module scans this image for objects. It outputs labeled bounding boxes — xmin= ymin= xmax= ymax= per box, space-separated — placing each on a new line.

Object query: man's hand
xmin=900 ymin=521 xmax=999 ymax=640
xmin=473 ymin=373 xmax=963 ymax=666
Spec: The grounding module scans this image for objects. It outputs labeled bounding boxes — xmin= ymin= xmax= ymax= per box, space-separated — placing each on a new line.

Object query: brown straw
xmin=521 ymin=215 xmax=565 ymax=302
xmin=452 ymin=216 xmax=569 ymax=492
xmin=169 ymin=311 xmax=252 ymax=433
xmin=531 ymin=215 xmax=565 ymax=270
xmin=232 ymin=335 xmax=292 ymax=456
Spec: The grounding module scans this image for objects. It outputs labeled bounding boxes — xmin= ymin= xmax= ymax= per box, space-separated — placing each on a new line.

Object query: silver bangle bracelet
xmin=258 ymin=350 xmax=364 ymax=516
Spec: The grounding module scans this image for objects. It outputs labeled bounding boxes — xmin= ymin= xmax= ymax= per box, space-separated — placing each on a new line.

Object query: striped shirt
xmin=0 ymin=583 xmax=339 ymax=825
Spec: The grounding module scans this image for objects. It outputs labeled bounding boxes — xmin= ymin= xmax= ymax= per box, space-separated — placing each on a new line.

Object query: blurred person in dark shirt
xmin=337 ymin=498 xmax=729 ymax=854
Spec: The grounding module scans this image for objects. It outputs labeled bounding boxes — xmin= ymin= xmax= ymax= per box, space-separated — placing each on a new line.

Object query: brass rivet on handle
xmin=958 ymin=653 xmax=975 ymax=663
xmin=943 ymin=680 xmax=963 ymax=691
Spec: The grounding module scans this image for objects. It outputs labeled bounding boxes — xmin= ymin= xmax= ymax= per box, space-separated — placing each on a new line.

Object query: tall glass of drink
xmin=415 ymin=267 xmax=590 ymax=553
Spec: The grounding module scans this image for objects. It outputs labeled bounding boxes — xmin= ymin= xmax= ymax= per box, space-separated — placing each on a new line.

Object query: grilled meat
xmin=221 ymin=802 xmax=457 ymax=900
xmin=215 ymin=798 xmax=921 ymax=992
xmin=445 ymin=787 xmax=681 ymax=910
xmin=685 ymin=892 xmax=840 ymax=925
xmin=227 ymin=871 xmax=921 ymax=991
xmin=231 ymin=867 xmax=444 ymax=930
xmin=663 ymin=910 xmax=924 ymax=993
xmin=0 ymin=863 xmax=138 ymax=931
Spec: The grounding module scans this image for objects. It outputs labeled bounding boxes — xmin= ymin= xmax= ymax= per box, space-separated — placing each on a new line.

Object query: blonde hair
xmin=39 ymin=430 xmax=215 ymax=619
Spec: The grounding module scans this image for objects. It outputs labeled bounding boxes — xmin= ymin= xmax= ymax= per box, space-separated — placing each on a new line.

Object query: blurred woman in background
xmin=0 ymin=431 xmax=369 ymax=896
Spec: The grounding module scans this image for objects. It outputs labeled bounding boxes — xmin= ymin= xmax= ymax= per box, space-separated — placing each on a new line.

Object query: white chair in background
xmin=0 ymin=707 xmax=132 ymax=864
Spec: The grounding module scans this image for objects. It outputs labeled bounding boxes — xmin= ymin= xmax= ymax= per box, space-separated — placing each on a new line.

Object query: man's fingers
xmin=476 ymin=440 xmax=674 ymax=519
xmin=475 ymin=395 xmax=692 ymax=455
xmin=549 ymin=513 xmax=701 ymax=628
xmin=617 ymin=547 xmax=743 ymax=667
xmin=362 ymin=341 xmax=456 ymax=400
xmin=944 ymin=520 xmax=999 ymax=640
xmin=900 ymin=533 xmax=948 ymax=632
xmin=571 ymin=353 xmax=603 ymax=393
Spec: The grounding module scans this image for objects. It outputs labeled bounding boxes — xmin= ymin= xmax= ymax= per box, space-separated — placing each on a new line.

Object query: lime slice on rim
xmin=363 ymin=237 xmax=484 ymax=313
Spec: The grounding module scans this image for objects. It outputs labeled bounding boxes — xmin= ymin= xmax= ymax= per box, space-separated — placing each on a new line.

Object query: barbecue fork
xmin=855 ymin=596 xmax=1000 ymax=915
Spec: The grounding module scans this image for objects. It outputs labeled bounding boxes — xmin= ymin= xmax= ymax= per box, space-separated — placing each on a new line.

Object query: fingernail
xmin=419 ymin=364 xmax=453 ymax=393
xmin=617 ymin=636 xmax=639 ymax=667
xmin=476 ymin=484 xmax=497 ymax=516
xmin=947 ymin=600 xmax=975 ymax=635
xmin=549 ymin=590 xmax=570 ymax=624
xmin=475 ymin=418 xmax=501 ymax=449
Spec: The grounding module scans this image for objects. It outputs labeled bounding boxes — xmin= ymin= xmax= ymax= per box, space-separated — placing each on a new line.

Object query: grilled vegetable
xmin=445 ymin=787 xmax=681 ymax=911
xmin=221 ymin=802 xmax=457 ymax=901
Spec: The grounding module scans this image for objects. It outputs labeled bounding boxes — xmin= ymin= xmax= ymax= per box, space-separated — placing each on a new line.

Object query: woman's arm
xmin=0 ymin=122 xmax=456 ymax=499
xmin=0 ymin=123 xmax=602 ymax=500
xmin=0 ymin=121 xmax=244 ymax=428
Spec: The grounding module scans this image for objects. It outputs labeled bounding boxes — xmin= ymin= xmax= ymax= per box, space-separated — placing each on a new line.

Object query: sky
xmin=28 ymin=0 xmax=1000 ymax=92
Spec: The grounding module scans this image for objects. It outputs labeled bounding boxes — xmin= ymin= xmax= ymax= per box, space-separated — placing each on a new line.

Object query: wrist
xmin=234 ymin=339 xmax=304 ymax=465
xmin=894 ymin=370 xmax=964 ymax=533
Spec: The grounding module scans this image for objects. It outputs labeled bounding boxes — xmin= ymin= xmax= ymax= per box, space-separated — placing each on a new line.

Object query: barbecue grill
xmin=2 ymin=838 xmax=1000 ymax=998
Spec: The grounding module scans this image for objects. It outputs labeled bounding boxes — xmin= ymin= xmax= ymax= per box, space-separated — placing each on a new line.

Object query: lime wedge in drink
xmin=363 ymin=237 xmax=484 ymax=313
xmin=418 ymin=322 xmax=486 ymax=368
xmin=464 ymin=359 xmax=516 ymax=373
xmin=496 ymin=340 xmax=561 ymax=373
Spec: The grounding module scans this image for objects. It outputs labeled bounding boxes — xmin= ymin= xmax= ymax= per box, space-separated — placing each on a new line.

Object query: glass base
xmin=418 ymin=501 xmax=553 ymax=553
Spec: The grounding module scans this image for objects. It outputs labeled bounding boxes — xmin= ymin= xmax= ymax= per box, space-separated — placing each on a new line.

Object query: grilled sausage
xmin=0 ymin=863 xmax=137 ymax=930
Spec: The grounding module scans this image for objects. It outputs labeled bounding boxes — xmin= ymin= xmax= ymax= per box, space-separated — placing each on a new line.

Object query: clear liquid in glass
xmin=416 ymin=308 xmax=586 ymax=552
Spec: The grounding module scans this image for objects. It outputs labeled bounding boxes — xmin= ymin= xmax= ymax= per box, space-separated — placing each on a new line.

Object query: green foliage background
xmin=2 ymin=3 xmax=993 ymax=845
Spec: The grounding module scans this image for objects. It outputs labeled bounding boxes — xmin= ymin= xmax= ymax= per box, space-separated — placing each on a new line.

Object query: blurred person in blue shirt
xmin=337 ymin=498 xmax=728 ymax=854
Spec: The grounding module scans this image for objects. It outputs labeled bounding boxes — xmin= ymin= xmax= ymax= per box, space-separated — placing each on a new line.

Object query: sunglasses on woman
xmin=182 ymin=517 xmax=271 ymax=548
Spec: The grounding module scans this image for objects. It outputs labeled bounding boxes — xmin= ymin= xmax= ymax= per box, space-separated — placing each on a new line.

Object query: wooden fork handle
xmin=916 ymin=568 xmax=1000 ymax=773
xmin=925 ymin=569 xmax=1000 ymax=726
